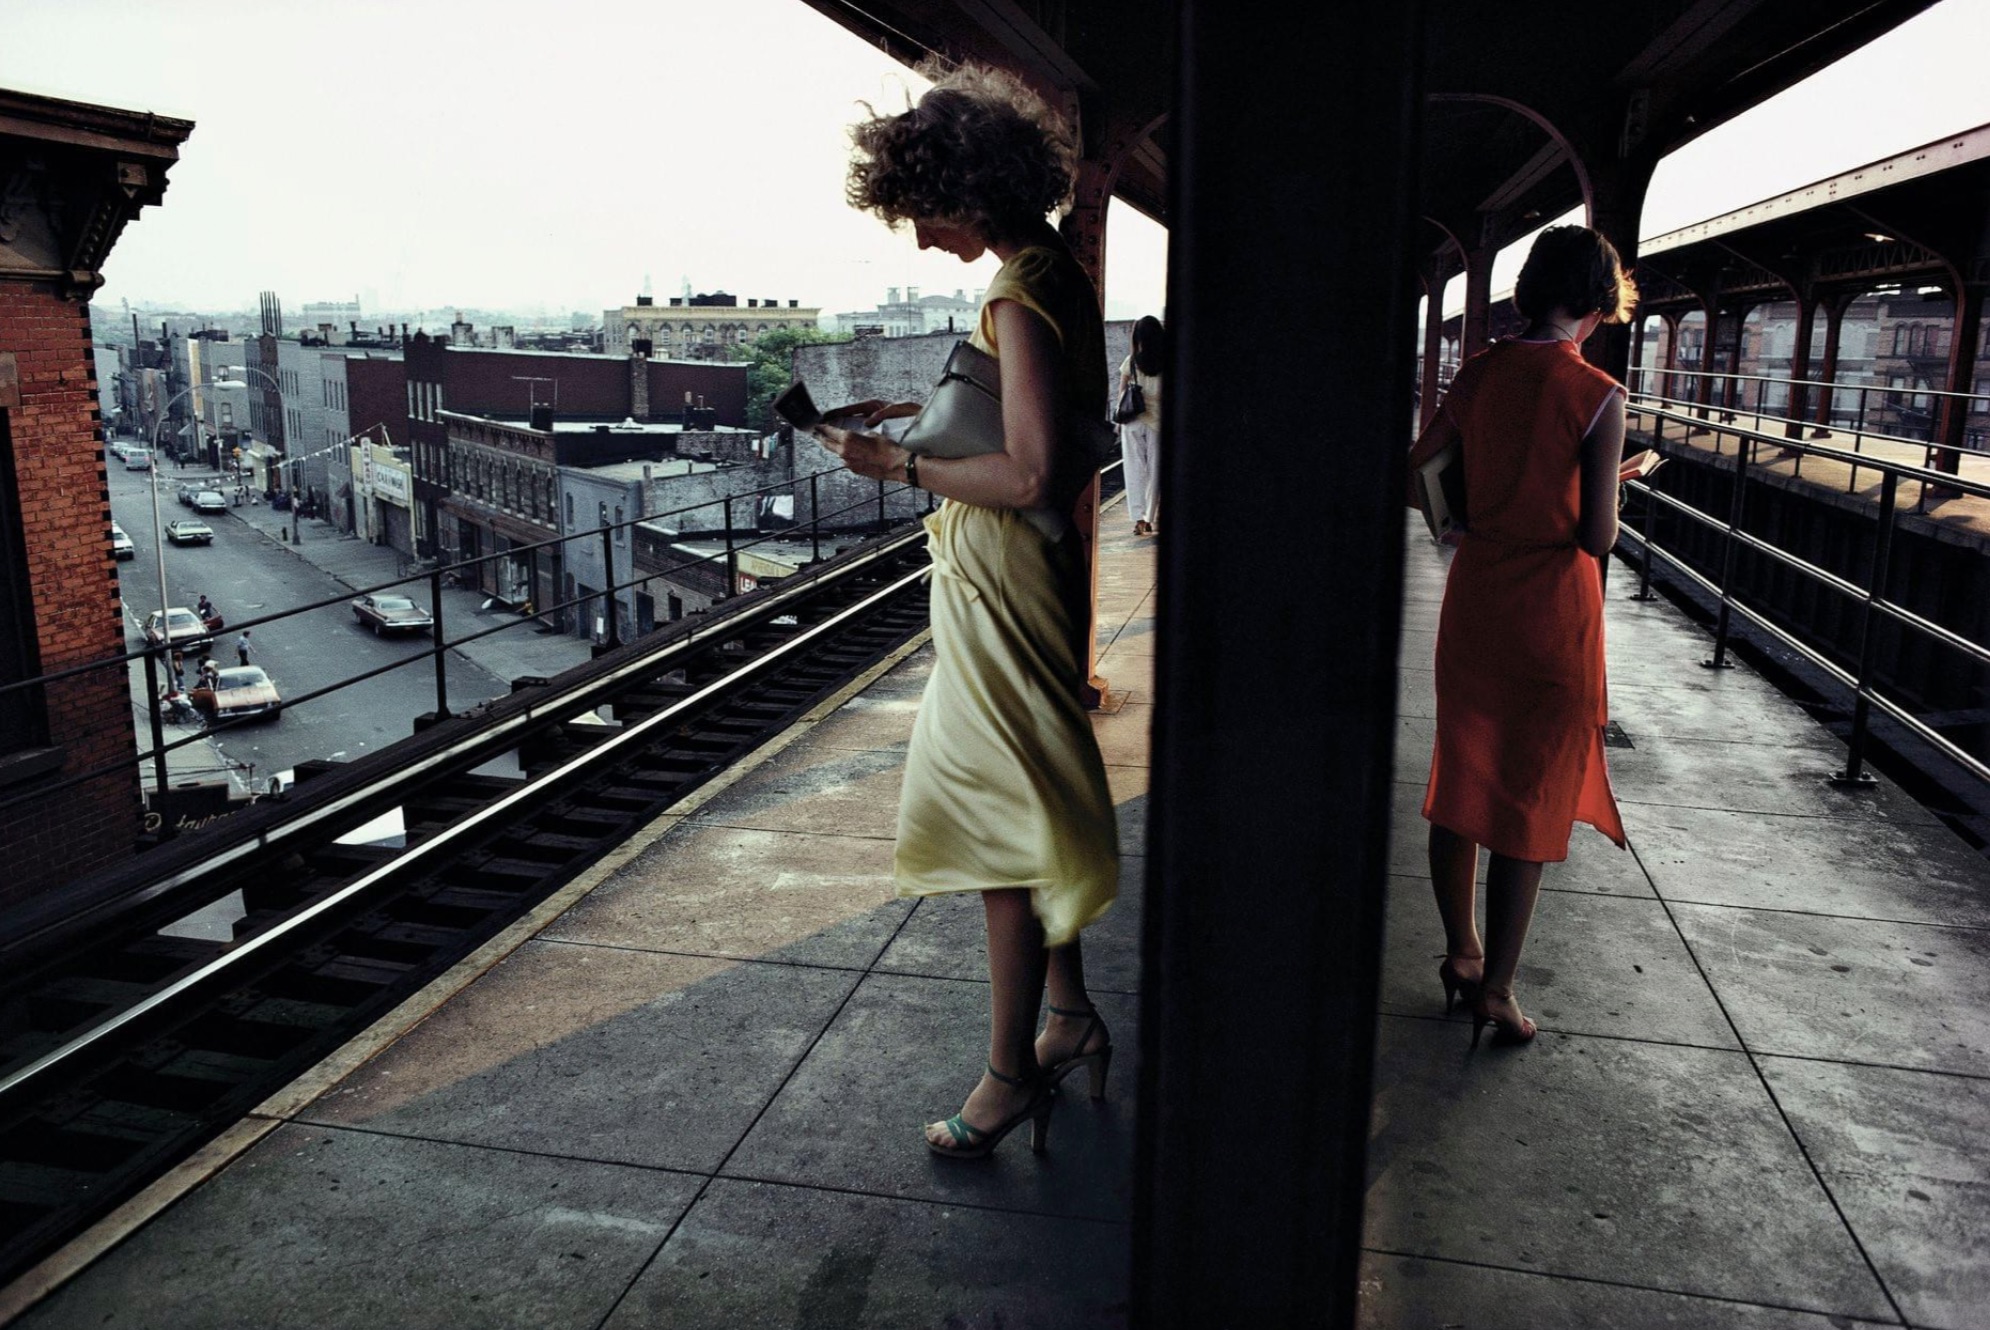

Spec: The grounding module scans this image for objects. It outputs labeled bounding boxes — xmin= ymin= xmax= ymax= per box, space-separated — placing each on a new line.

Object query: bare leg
xmin=1480 ymin=852 xmax=1544 ymax=1032
xmin=1037 ymin=937 xmax=1109 ymax=1066
xmin=1428 ymin=822 xmax=1484 ymax=986
xmin=926 ymin=888 xmax=1046 ymax=1146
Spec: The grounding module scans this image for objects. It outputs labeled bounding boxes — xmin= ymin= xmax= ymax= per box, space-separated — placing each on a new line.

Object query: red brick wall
xmin=347 ymin=356 xmax=409 ymax=449
xmin=0 ymin=283 xmax=143 ymax=909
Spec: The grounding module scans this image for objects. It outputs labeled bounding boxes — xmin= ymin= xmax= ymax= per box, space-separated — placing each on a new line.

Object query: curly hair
xmin=846 ymin=60 xmax=1076 ymax=240
xmin=1513 ymin=225 xmax=1639 ymax=326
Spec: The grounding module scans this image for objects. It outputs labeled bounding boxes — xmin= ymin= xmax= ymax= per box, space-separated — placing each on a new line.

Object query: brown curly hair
xmin=846 ymin=60 xmax=1076 ymax=241
xmin=1513 ymin=225 xmax=1639 ymax=326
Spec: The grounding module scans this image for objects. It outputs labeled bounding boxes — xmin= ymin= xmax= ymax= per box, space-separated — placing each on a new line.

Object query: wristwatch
xmin=904 ymin=452 xmax=920 ymax=489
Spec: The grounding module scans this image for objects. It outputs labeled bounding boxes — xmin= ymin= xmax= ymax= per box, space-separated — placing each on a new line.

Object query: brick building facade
xmin=0 ymin=89 xmax=192 ymax=912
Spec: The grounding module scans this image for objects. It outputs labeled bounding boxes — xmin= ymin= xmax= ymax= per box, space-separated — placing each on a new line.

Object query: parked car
xmin=190 ymin=666 xmax=281 ymax=723
xmin=192 ymin=490 xmax=228 ymax=514
xmin=123 ymin=449 xmax=153 ymax=471
xmin=351 ymin=593 xmax=435 ymax=635
xmin=165 ymin=519 xmax=214 ymax=545
xmin=110 ymin=523 xmax=135 ymax=560
xmin=176 ymin=482 xmax=201 ymax=506
xmin=142 ymin=607 xmax=213 ymax=649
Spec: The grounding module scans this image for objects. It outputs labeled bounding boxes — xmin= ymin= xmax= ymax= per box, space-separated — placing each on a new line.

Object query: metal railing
xmin=5 ymin=454 xmax=1128 ymax=833
xmin=0 ymin=463 xmax=932 ymax=829
xmin=1619 ymin=404 xmax=1990 ymax=790
xmin=1627 ymin=365 xmax=1990 ymax=497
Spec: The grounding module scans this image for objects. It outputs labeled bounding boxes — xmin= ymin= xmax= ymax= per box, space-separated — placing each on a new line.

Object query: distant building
xmin=401 ymin=333 xmax=748 ymax=558
xmin=301 ymin=297 xmax=362 ymax=327
xmin=601 ymin=291 xmax=821 ymax=359
xmin=832 ymin=286 xmax=982 ymax=338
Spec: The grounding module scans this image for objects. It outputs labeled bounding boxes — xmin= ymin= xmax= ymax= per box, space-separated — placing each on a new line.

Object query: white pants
xmin=1120 ymin=420 xmax=1160 ymax=525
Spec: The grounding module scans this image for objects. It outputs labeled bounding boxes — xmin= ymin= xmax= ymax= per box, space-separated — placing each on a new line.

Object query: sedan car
xmin=190 ymin=666 xmax=281 ymax=723
xmin=142 ymin=607 xmax=213 ymax=649
xmin=177 ymin=482 xmax=202 ymax=507
xmin=351 ymin=593 xmax=435 ymax=635
xmin=164 ymin=519 xmax=215 ymax=545
xmin=110 ymin=523 xmax=135 ymax=560
xmin=192 ymin=490 xmax=228 ymax=513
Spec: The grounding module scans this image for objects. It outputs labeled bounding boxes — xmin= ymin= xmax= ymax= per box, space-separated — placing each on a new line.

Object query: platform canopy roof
xmin=793 ymin=0 xmax=1940 ymax=279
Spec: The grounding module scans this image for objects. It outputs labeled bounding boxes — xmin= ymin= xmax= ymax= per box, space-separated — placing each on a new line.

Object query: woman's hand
xmin=818 ymin=424 xmax=910 ymax=483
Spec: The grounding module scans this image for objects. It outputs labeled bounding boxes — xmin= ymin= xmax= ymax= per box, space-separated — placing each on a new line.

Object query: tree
xmin=730 ymin=327 xmax=852 ymax=431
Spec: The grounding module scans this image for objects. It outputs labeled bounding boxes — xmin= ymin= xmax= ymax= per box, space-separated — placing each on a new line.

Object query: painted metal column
xmin=1063 ymin=152 xmax=1114 ymax=705
xmin=1581 ymin=155 xmax=1654 ymax=384
xmin=1134 ymin=3 xmax=1421 ymax=1324
xmin=1459 ymin=234 xmax=1495 ymax=359
xmin=1722 ymin=301 xmax=1750 ymax=417
xmin=1696 ymin=300 xmax=1721 ymax=411
xmin=1418 ymin=269 xmax=1448 ymax=430
xmin=1784 ymin=294 xmax=1818 ymax=442
xmin=1812 ymin=293 xmax=1854 ymax=436
xmin=1933 ymin=282 xmax=1984 ymax=476
xmin=1660 ymin=311 xmax=1682 ymax=400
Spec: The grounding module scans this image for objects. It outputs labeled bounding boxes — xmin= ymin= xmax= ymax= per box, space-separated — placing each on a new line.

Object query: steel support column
xmin=1812 ymin=292 xmax=1854 ymax=436
xmin=1785 ymin=294 xmax=1818 ymax=442
xmin=1418 ymin=266 xmax=1448 ymax=430
xmin=1459 ymin=234 xmax=1495 ymax=357
xmin=1934 ymin=282 xmax=1985 ymax=475
xmin=1134 ymin=4 xmax=1420 ymax=1324
xmin=1581 ymin=155 xmax=1654 ymax=383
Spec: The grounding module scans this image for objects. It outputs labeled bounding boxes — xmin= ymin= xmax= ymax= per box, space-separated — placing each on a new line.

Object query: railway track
xmin=0 ymin=527 xmax=934 ymax=1287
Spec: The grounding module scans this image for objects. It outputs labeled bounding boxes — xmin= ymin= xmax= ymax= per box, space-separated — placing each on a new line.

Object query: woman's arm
xmin=1576 ymin=391 xmax=1627 ymax=556
xmin=819 ymin=298 xmax=1065 ymax=510
xmin=1405 ymin=406 xmax=1461 ymax=510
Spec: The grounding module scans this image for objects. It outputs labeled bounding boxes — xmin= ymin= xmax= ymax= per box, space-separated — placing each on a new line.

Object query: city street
xmin=109 ymin=458 xmax=530 ymax=789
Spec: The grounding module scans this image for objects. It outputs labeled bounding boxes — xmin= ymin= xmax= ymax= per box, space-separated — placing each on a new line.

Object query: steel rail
xmin=1640 ymin=405 xmax=1990 ymax=499
xmin=0 ymin=558 xmax=932 ymax=1109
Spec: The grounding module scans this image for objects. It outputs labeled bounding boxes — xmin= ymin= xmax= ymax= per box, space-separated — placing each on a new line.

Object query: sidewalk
xmin=223 ymin=494 xmax=589 ymax=687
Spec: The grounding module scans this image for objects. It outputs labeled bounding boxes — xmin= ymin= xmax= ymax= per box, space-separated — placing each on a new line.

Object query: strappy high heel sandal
xmin=1436 ymin=955 xmax=1483 ymax=1014
xmin=927 ymin=1063 xmax=1055 ymax=1159
xmin=1041 ymin=1003 xmax=1114 ymax=1102
xmin=1470 ymin=987 xmax=1538 ymax=1049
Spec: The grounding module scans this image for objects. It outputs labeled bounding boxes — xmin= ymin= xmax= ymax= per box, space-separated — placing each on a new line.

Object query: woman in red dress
xmin=1408 ymin=226 xmax=1637 ymax=1047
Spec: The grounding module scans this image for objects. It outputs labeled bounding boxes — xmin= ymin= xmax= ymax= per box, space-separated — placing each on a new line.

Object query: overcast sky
xmin=5 ymin=0 xmax=1987 ymax=328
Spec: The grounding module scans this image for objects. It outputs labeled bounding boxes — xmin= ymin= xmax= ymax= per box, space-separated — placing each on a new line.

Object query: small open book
xmin=1414 ymin=442 xmax=1466 ymax=545
xmin=1619 ymin=448 xmax=1665 ymax=483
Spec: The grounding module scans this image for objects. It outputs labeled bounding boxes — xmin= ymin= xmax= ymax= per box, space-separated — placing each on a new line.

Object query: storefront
xmin=352 ymin=441 xmax=415 ymax=557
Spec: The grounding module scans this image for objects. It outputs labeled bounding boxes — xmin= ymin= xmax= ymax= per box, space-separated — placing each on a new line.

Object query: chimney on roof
xmin=530 ymin=404 xmax=554 ymax=431
xmin=630 ymin=352 xmax=650 ymax=421
xmin=747 ymin=299 xmax=758 ymax=308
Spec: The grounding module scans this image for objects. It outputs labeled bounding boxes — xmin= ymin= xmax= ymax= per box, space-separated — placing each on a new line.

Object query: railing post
xmin=1833 ymin=471 xmax=1899 ymax=787
xmin=1631 ymin=472 xmax=1659 ymax=602
xmin=601 ymin=519 xmax=621 ymax=649
xmin=809 ymin=474 xmax=822 ymax=564
xmin=143 ymin=647 xmax=172 ymax=828
xmin=876 ymin=476 xmax=887 ymax=531
xmin=429 ymin=569 xmax=450 ymax=719
xmin=1703 ymin=436 xmax=1751 ymax=670
xmin=723 ymin=496 xmax=738 ymax=596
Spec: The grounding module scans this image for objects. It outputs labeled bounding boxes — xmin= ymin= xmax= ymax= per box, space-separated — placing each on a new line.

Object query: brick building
xmin=401 ymin=332 xmax=747 ymax=557
xmin=0 ymin=88 xmax=192 ymax=911
xmin=602 ymin=291 xmax=821 ymax=359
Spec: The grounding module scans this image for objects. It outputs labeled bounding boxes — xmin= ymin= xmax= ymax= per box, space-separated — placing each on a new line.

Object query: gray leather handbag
xmin=900 ymin=340 xmax=1118 ymax=469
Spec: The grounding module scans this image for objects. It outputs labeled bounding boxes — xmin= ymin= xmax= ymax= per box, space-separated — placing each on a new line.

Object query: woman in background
xmin=1117 ymin=316 xmax=1164 ymax=535
xmin=1406 ymin=225 xmax=1635 ymax=1048
xmin=821 ymin=61 xmax=1119 ymax=1157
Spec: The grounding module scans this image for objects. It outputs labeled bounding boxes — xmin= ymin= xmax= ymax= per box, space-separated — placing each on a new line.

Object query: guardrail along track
xmin=0 ymin=530 xmax=933 ymax=1287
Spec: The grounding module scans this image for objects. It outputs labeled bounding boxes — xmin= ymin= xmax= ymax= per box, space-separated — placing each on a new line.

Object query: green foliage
xmin=730 ymin=327 xmax=851 ymax=431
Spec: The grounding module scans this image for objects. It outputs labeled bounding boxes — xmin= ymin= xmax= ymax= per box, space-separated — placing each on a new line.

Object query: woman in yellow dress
xmin=820 ymin=62 xmax=1120 ymax=1158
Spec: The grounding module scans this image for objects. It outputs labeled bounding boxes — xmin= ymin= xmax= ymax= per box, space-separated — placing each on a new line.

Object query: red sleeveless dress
xmin=1422 ymin=338 xmax=1628 ymax=862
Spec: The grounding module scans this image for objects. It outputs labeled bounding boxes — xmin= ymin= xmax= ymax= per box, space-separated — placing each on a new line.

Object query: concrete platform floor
xmin=7 ymin=511 xmax=1988 ymax=1329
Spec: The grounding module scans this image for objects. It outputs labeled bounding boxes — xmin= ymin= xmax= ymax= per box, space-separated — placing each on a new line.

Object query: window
xmin=614 ymin=506 xmax=624 ymax=543
xmin=565 ymin=494 xmax=574 ymax=527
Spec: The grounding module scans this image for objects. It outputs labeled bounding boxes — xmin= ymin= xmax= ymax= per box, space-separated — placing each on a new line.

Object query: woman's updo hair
xmin=847 ymin=60 xmax=1076 ymax=241
xmin=1513 ymin=225 xmax=1639 ymax=326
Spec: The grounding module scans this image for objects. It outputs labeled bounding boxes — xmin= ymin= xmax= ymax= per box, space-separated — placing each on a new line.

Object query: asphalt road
xmin=109 ymin=459 xmax=511 ymax=786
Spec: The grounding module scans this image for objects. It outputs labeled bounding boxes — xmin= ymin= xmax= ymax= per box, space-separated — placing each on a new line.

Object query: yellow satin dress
xmin=893 ymin=246 xmax=1119 ymax=946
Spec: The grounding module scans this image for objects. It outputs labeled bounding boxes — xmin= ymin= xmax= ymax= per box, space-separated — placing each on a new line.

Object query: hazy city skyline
xmin=6 ymin=0 xmax=1990 ymax=327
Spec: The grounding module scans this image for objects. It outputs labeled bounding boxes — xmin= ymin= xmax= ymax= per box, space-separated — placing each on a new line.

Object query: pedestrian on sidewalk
xmin=236 ymin=629 xmax=253 ymax=667
xmin=169 ymin=648 xmax=186 ymax=693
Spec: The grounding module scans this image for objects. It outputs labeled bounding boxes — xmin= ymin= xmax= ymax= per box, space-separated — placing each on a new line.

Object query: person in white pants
xmin=1116 ymin=315 xmax=1164 ymax=535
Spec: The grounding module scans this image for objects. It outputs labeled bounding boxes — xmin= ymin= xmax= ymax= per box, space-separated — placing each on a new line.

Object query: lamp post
xmin=217 ymin=364 xmax=299 ymax=543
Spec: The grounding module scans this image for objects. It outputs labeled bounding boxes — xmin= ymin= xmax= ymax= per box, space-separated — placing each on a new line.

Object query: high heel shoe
xmin=1040 ymin=1003 xmax=1114 ymax=1102
xmin=927 ymin=1063 xmax=1055 ymax=1159
xmin=1470 ymin=988 xmax=1538 ymax=1049
xmin=1437 ymin=956 xmax=1483 ymax=1014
